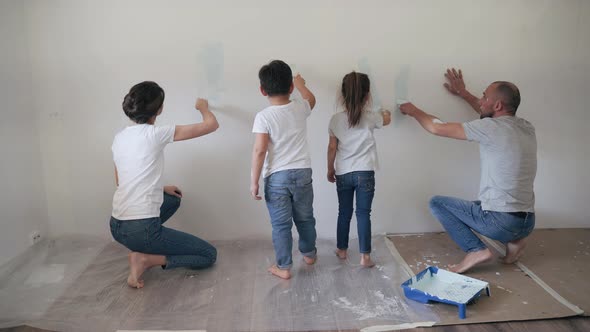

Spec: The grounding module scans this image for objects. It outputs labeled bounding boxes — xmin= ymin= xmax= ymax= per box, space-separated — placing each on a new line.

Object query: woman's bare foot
xmin=335 ymin=249 xmax=347 ymax=259
xmin=360 ymin=254 xmax=375 ymax=268
xmin=268 ymin=265 xmax=291 ymax=279
xmin=501 ymin=238 xmax=527 ymax=264
xmin=127 ymin=252 xmax=148 ymax=288
xmin=448 ymin=248 xmax=493 ymax=274
xmin=303 ymin=255 xmax=317 ymax=265
xmin=126 ymin=252 xmax=166 ymax=289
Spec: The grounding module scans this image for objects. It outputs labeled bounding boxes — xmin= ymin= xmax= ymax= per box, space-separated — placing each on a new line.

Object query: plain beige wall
xmin=0 ymin=0 xmax=49 ymax=266
xmin=18 ymin=0 xmax=590 ymax=242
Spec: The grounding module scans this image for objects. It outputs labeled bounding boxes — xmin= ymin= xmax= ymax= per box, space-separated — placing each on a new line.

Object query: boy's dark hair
xmin=342 ymin=72 xmax=371 ymax=127
xmin=122 ymin=81 xmax=165 ymax=124
xmin=258 ymin=60 xmax=293 ymax=96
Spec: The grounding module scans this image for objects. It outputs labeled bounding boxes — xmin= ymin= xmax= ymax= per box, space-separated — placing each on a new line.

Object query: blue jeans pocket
xmin=113 ymin=218 xmax=154 ymax=251
xmin=109 ymin=218 xmax=118 ymax=237
xmin=488 ymin=212 xmax=522 ymax=239
xmin=265 ymin=191 xmax=289 ymax=208
xmin=358 ymin=175 xmax=375 ymax=192
xmin=336 ymin=177 xmax=345 ymax=189
xmin=520 ymin=213 xmax=535 ymax=238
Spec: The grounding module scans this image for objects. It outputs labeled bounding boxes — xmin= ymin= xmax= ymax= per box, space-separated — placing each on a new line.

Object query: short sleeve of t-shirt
xmin=463 ymin=118 xmax=494 ymax=144
xmin=153 ymin=125 xmax=176 ymax=147
xmin=301 ymin=99 xmax=312 ymax=117
xmin=252 ymin=113 xmax=269 ymax=134
xmin=328 ymin=114 xmax=338 ymax=137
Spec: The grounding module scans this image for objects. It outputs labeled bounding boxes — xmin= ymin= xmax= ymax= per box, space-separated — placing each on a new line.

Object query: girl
xmin=111 ymin=81 xmax=219 ymax=288
xmin=327 ymin=72 xmax=391 ymax=267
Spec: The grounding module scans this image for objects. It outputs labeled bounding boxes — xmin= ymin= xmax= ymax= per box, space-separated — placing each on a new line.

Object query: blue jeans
xmin=336 ymin=171 xmax=375 ymax=254
xmin=110 ymin=192 xmax=217 ymax=269
xmin=264 ymin=168 xmax=317 ymax=270
xmin=429 ymin=195 xmax=535 ymax=253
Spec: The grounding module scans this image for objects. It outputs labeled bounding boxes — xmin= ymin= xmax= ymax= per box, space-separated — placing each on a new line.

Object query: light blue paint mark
xmin=357 ymin=57 xmax=381 ymax=112
xmin=196 ymin=42 xmax=225 ymax=103
xmin=289 ymin=63 xmax=299 ymax=76
xmin=395 ymin=65 xmax=410 ymax=102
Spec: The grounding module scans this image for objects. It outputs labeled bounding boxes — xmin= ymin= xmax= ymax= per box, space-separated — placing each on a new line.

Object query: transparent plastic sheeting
xmin=0 ymin=235 xmax=109 ymax=328
xmin=0 ymin=235 xmax=438 ymax=332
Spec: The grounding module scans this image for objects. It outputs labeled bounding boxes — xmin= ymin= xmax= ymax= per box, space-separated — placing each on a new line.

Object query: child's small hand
xmin=293 ymin=74 xmax=306 ymax=89
xmin=327 ymin=169 xmax=336 ymax=183
xmin=164 ymin=185 xmax=183 ymax=198
xmin=195 ymin=98 xmax=209 ymax=111
xmin=251 ymin=183 xmax=262 ymax=200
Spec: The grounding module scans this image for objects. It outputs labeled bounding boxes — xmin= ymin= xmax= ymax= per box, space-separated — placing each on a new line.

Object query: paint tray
xmin=401 ymin=266 xmax=490 ymax=319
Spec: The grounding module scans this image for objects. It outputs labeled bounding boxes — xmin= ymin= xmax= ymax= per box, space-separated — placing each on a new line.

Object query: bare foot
xmin=501 ymin=238 xmax=527 ymax=264
xmin=360 ymin=254 xmax=375 ymax=268
xmin=335 ymin=249 xmax=347 ymax=259
xmin=268 ymin=265 xmax=291 ymax=279
xmin=127 ymin=252 xmax=147 ymax=289
xmin=448 ymin=248 xmax=493 ymax=274
xmin=303 ymin=255 xmax=317 ymax=265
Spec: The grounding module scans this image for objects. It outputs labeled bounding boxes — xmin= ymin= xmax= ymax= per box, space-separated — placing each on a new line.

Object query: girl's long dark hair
xmin=341 ymin=72 xmax=370 ymax=127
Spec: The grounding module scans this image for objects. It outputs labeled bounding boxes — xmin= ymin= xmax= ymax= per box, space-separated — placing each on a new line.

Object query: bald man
xmin=400 ymin=68 xmax=537 ymax=274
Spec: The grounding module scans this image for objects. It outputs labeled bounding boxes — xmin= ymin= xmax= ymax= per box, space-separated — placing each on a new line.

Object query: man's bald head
xmin=492 ymin=81 xmax=521 ymax=114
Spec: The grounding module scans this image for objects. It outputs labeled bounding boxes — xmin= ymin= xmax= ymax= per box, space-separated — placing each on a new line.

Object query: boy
xmin=250 ymin=60 xmax=318 ymax=279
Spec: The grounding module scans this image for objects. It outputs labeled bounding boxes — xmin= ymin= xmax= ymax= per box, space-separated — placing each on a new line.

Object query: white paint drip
xmin=24 ymin=264 xmax=65 ymax=286
xmin=331 ymin=293 xmax=408 ymax=321
xmin=482 ymin=236 xmax=584 ymax=315
xmin=361 ymin=321 xmax=436 ymax=332
xmin=496 ymin=285 xmax=513 ymax=293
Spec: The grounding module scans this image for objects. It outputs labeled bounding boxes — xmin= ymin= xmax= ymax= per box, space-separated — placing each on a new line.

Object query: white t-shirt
xmin=111 ymin=124 xmax=176 ymax=220
xmin=252 ymin=99 xmax=312 ymax=178
xmin=328 ymin=110 xmax=384 ymax=175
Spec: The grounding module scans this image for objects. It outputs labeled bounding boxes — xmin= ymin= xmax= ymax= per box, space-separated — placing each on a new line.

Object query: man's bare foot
xmin=335 ymin=249 xmax=347 ymax=259
xmin=448 ymin=248 xmax=493 ymax=274
xmin=303 ymin=255 xmax=316 ymax=265
xmin=127 ymin=252 xmax=148 ymax=289
xmin=360 ymin=254 xmax=375 ymax=268
xmin=501 ymin=238 xmax=527 ymax=264
xmin=268 ymin=265 xmax=291 ymax=279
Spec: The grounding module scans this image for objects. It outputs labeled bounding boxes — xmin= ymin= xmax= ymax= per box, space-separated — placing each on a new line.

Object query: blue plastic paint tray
xmin=401 ymin=266 xmax=490 ymax=319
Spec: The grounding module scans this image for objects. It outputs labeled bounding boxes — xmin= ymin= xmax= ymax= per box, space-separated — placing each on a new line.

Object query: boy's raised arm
xmin=293 ymin=74 xmax=316 ymax=110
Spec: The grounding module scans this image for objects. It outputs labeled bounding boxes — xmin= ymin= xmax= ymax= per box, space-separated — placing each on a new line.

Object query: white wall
xmin=0 ymin=1 xmax=49 ymax=266
xmin=22 ymin=0 xmax=590 ymax=241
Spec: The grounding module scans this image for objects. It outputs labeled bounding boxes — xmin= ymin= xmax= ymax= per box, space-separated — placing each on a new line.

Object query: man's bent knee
xmin=429 ymin=195 xmax=445 ymax=212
